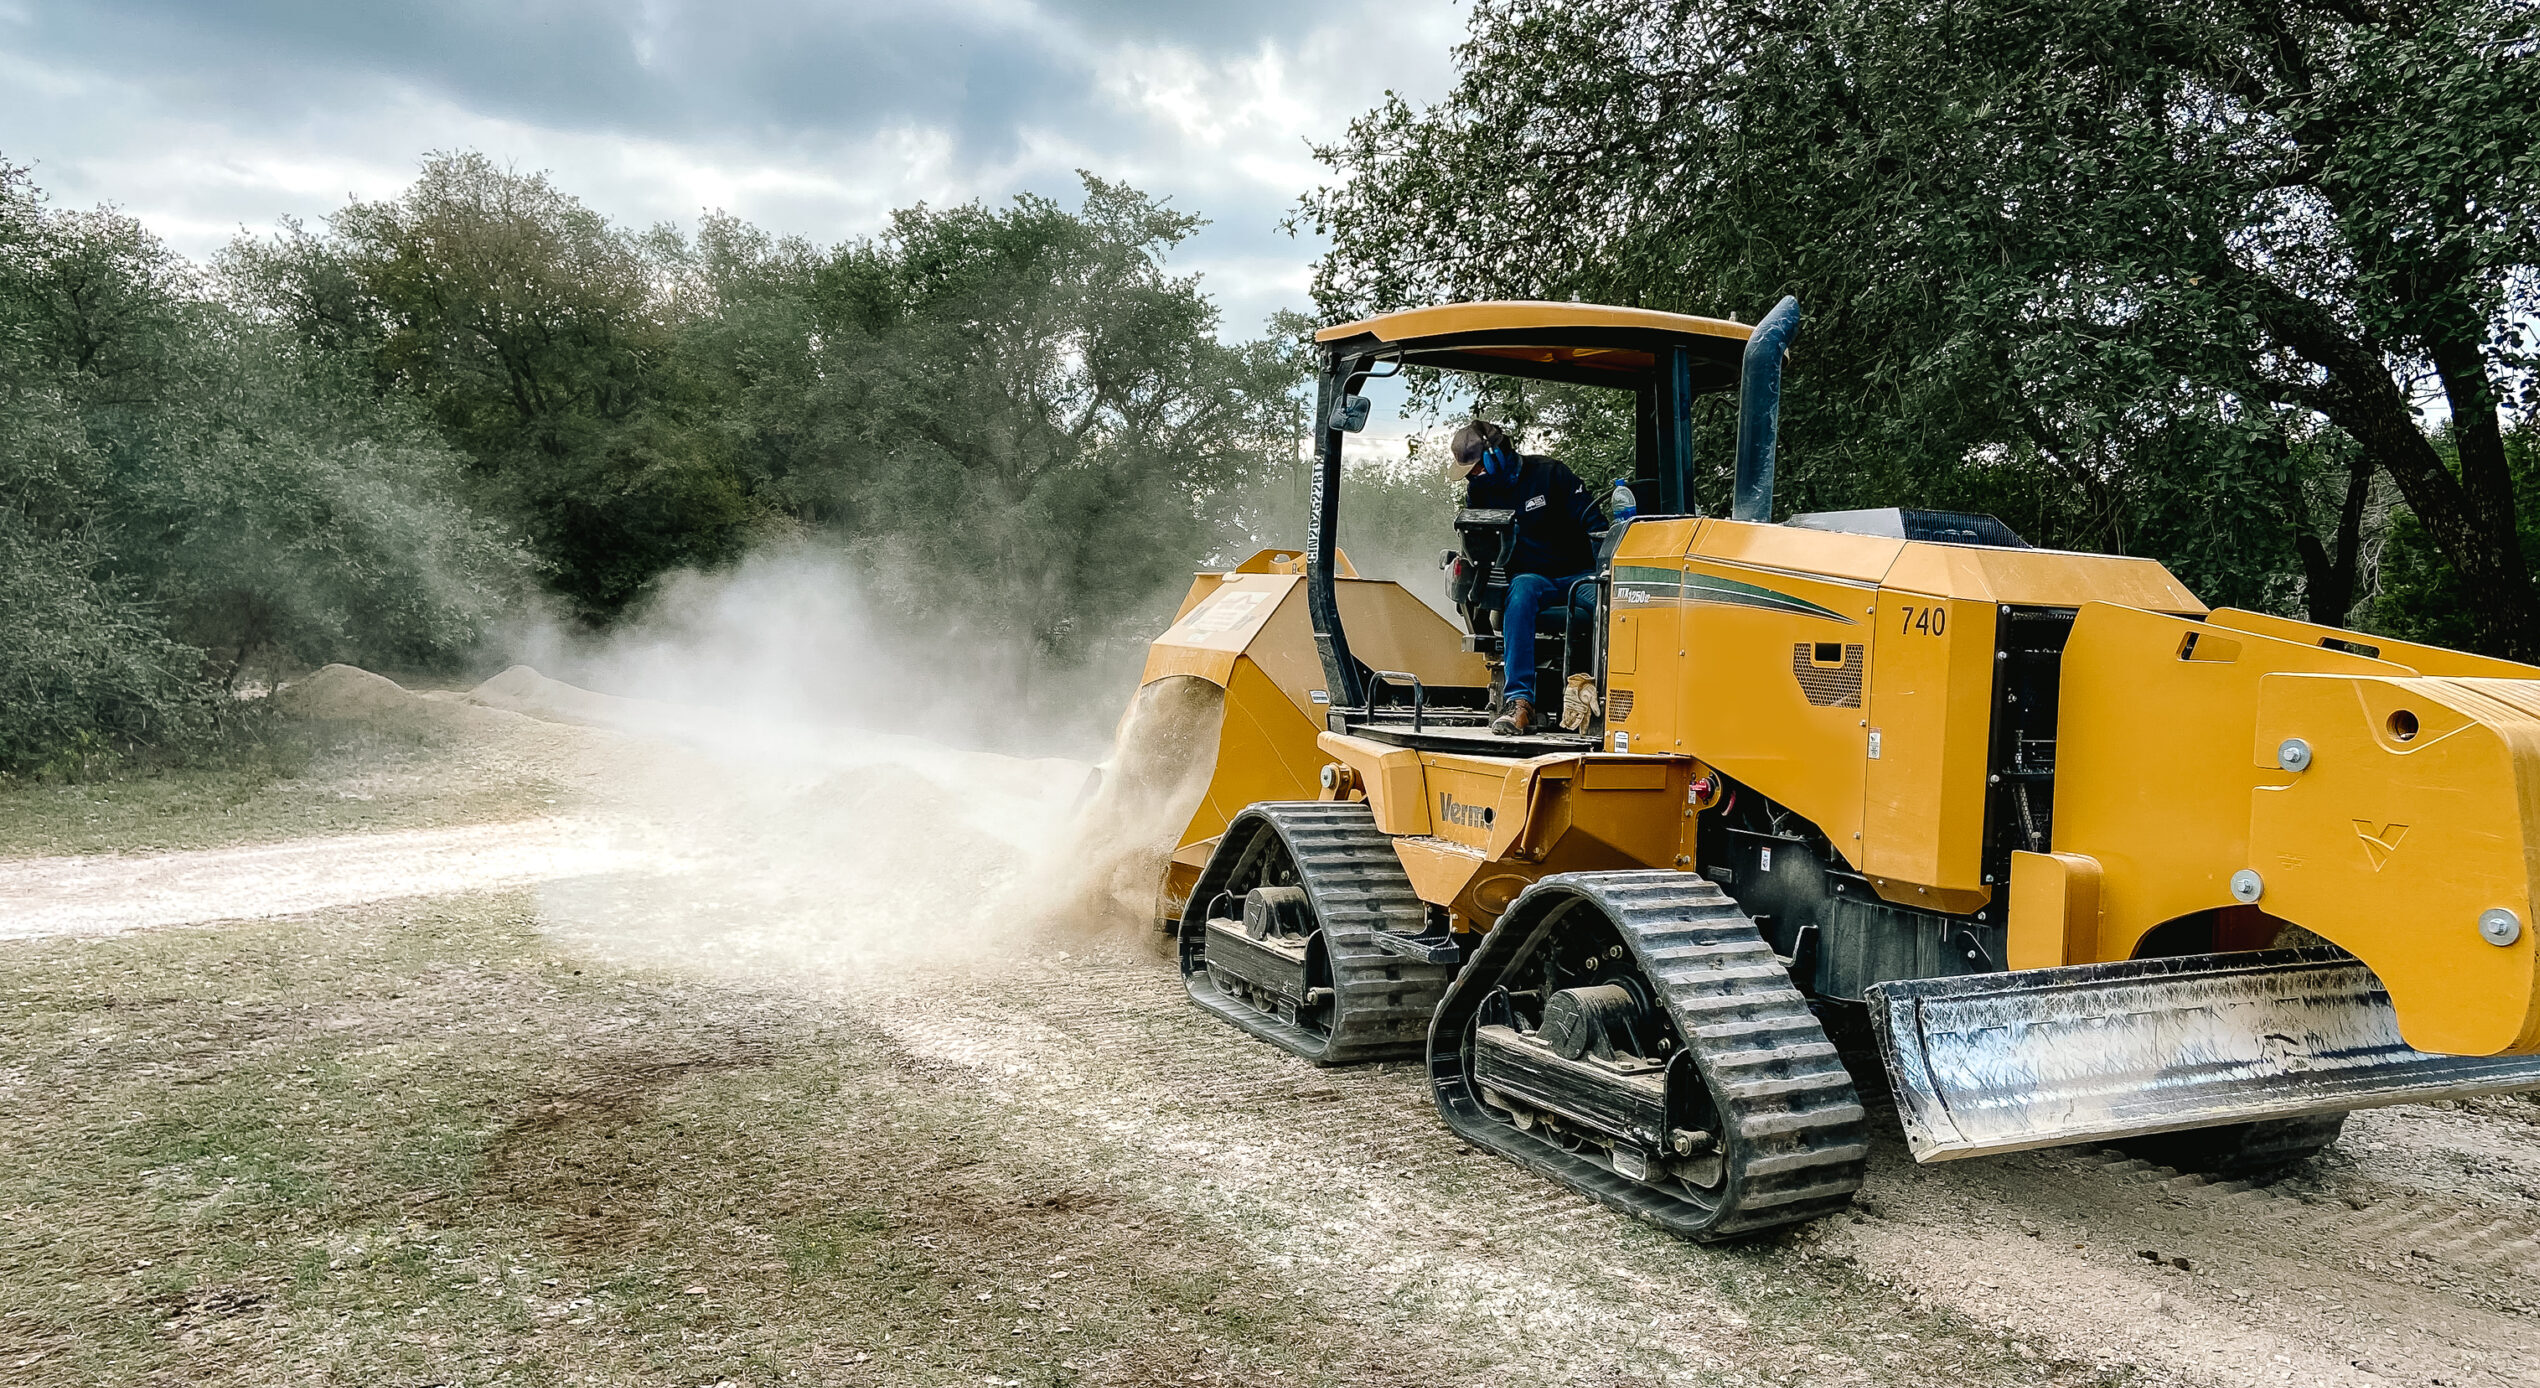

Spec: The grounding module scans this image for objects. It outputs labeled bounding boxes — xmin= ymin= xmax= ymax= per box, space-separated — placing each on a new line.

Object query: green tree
xmin=229 ymin=152 xmax=752 ymax=618
xmin=1302 ymin=0 xmax=2540 ymax=654
xmin=779 ymin=177 xmax=1305 ymax=676
xmin=0 ymin=158 xmax=526 ymax=771
xmin=236 ymin=160 xmax=1308 ymax=670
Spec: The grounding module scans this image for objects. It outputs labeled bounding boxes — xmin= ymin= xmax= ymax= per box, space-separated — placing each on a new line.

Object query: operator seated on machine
xmin=1449 ymin=420 xmax=1604 ymax=737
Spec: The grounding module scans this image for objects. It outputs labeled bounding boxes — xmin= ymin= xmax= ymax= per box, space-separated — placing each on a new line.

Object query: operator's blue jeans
xmin=1502 ymin=571 xmax=1595 ymax=706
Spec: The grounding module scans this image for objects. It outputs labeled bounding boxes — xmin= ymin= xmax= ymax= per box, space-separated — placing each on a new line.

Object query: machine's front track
xmin=1179 ymin=802 xmax=1459 ymax=1065
xmin=1429 ymin=871 xmax=1870 ymax=1240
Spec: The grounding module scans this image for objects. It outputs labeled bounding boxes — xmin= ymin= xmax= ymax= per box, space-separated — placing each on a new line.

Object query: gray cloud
xmin=39 ymin=1 xmax=1101 ymax=154
xmin=18 ymin=2 xmax=1455 ymax=197
xmin=0 ymin=0 xmax=1464 ymax=433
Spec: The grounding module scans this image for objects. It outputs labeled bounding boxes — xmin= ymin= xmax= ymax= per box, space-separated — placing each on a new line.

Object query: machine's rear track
xmin=1429 ymin=871 xmax=1870 ymax=1240
xmin=1178 ymin=802 xmax=1458 ymax=1065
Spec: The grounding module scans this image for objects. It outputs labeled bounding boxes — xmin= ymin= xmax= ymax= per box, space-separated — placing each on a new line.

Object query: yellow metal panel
xmin=2006 ymin=851 xmax=2102 ymax=969
xmin=1311 ymin=737 xmax=1693 ymax=923
xmin=1150 ymin=573 xmax=1483 ymax=871
xmin=1693 ymin=518 xmax=1906 ymax=585
xmin=1581 ymin=760 xmax=1669 ymax=792
xmin=1316 ymin=731 xmax=1433 ymax=837
xmin=1143 ymin=571 xmax=1481 ymax=721
xmin=1881 ymin=544 xmax=2205 ymax=615
xmin=1613 ymin=517 xmax=1702 ymax=562
xmin=1674 ymin=558 xmax=1877 ymax=857
xmin=1334 ymin=579 xmax=1491 ymax=690
xmin=2051 ymin=603 xmax=2399 ymax=961
xmin=1862 ymin=592 xmax=1998 ymax=896
xmin=1547 ymin=758 xmax=1691 ymax=869
xmin=1140 ymin=574 xmax=1297 ymax=687
xmin=1608 ymin=609 xmax=1641 ymax=675
xmin=1394 ymin=835 xmax=1489 ymax=908
xmin=1604 ymin=607 xmax=1678 ymax=753
xmin=1141 ymin=642 xmax=1239 ymax=687
xmin=2208 ymin=609 xmax=2540 ymax=680
xmin=1423 ymin=758 xmax=1519 ymax=852
xmin=1223 ymin=582 xmax=1324 ymax=718
xmin=1315 ymin=300 xmax=1752 ymax=346
xmin=1604 ymin=527 xmax=1692 ymax=752
xmin=1180 ymin=656 xmax=1327 ymax=853
xmin=2251 ymin=674 xmax=2540 ymax=1055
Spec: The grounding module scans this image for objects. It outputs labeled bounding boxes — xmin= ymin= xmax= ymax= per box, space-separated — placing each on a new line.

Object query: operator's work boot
xmin=1490 ymin=697 xmax=1537 ymax=736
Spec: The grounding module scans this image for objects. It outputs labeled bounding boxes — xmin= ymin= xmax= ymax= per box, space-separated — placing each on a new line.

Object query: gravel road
xmin=0 ymin=817 xmax=654 ymax=940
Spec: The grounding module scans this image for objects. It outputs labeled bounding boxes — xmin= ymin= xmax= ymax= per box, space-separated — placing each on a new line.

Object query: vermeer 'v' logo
xmin=2353 ymin=820 xmax=2410 ymax=871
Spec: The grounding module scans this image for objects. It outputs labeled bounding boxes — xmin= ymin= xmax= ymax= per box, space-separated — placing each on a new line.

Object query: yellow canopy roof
xmin=1314 ymin=301 xmax=1753 ymax=387
xmin=1315 ymin=300 xmax=1753 ymax=346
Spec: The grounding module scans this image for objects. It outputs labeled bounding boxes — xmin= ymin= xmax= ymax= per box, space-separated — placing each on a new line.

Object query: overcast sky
xmin=0 ymin=0 xmax=1467 ymax=354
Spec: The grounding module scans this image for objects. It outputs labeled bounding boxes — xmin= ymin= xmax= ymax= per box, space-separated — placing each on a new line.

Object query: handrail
xmin=1560 ymin=573 xmax=1610 ymax=699
xmin=1369 ymin=670 xmax=1428 ymax=732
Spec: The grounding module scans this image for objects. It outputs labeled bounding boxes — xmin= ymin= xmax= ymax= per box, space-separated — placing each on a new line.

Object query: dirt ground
xmin=3 ymin=672 xmax=2536 ymax=1387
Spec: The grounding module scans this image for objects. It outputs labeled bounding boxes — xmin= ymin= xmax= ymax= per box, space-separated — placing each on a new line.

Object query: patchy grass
xmin=0 ymin=717 xmax=575 ymax=859
xmin=0 ymin=892 xmax=1490 ymax=1387
xmin=0 ymin=856 xmax=2124 ymax=1387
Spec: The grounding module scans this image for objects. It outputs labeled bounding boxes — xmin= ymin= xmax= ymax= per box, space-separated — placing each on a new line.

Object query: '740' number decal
xmin=1897 ymin=604 xmax=1948 ymax=636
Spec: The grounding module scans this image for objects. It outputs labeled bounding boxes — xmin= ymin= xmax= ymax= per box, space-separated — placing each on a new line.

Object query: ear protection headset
xmin=1466 ymin=420 xmax=1517 ymax=481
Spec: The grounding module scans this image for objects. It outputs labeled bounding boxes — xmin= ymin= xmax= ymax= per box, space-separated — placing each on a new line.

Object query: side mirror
xmin=1327 ymin=393 xmax=1372 ymax=433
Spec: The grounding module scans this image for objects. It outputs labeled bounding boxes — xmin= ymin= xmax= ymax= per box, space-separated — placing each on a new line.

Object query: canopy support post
xmin=1652 ymin=344 xmax=1694 ymax=515
xmin=1306 ymin=359 xmax=1365 ymax=722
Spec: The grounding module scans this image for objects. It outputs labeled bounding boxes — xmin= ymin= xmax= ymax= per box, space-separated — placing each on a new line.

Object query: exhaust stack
xmin=1732 ymin=296 xmax=1801 ymax=523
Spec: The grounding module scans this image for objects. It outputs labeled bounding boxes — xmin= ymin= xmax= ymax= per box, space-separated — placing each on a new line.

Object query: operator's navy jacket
xmin=1465 ymin=453 xmax=1602 ymax=579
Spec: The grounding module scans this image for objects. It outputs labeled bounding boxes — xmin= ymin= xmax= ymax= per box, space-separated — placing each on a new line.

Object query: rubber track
xmin=1429 ymin=871 xmax=1870 ymax=1241
xmin=1179 ymin=802 xmax=1457 ymax=1065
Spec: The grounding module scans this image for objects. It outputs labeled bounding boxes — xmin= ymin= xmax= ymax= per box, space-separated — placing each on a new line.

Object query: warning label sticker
xmin=1165 ymin=588 xmax=1274 ymax=645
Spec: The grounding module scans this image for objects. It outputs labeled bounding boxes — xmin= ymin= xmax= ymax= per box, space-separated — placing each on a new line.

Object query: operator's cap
xmin=1444 ymin=421 xmax=1497 ymax=480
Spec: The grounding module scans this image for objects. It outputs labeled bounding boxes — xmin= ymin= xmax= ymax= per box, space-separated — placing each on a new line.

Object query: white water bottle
xmin=1610 ymin=480 xmax=1638 ymax=524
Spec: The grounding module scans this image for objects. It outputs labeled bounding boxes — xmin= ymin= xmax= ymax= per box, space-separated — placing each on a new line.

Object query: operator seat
xmin=1443 ymin=508 xmax=1605 ymax=704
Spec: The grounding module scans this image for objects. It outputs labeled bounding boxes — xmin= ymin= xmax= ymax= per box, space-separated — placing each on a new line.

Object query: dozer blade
xmin=1867 ymin=948 xmax=2540 ymax=1162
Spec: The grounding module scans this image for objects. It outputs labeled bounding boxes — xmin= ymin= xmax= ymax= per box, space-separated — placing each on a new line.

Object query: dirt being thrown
xmin=1030 ymin=673 xmax=1224 ymax=942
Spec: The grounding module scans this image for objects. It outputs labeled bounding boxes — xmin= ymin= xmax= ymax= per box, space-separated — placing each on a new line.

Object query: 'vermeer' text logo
xmin=1438 ymin=793 xmax=1491 ymax=830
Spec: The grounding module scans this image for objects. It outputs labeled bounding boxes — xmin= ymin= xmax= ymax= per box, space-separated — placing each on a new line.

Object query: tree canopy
xmin=0 ymin=152 xmax=1316 ymax=771
xmin=231 ymin=156 xmax=1306 ymax=646
xmin=0 ymin=160 xmax=525 ymax=773
xmin=1302 ymin=0 xmax=2540 ymax=655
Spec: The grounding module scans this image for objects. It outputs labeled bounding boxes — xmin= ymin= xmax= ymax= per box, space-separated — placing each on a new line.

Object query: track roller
xmin=1178 ymin=803 xmax=1458 ymax=1065
xmin=1429 ymin=871 xmax=1869 ymax=1240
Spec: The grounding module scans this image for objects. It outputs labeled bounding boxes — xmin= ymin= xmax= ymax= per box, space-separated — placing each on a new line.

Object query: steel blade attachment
xmin=1867 ymin=948 xmax=2540 ymax=1162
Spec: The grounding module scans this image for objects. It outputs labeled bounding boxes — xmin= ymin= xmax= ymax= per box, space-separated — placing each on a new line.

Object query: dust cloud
xmin=507 ymin=546 xmax=1140 ymax=761
xmin=488 ymin=548 xmax=1224 ymax=981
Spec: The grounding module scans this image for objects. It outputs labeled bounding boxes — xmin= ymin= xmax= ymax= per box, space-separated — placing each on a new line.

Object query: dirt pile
xmin=465 ymin=664 xmax=661 ymax=729
xmin=277 ymin=664 xmax=523 ymax=734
